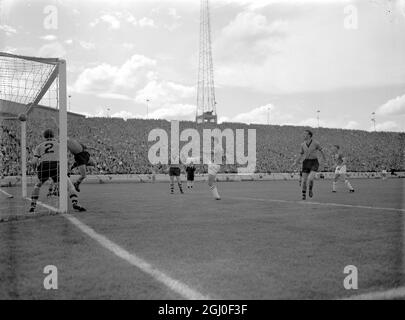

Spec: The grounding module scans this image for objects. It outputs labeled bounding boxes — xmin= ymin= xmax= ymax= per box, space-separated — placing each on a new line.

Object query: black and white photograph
xmin=0 ymin=0 xmax=404 ymax=306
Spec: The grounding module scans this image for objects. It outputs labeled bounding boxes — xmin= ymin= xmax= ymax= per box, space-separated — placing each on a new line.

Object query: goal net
xmin=0 ymin=52 xmax=68 ymax=221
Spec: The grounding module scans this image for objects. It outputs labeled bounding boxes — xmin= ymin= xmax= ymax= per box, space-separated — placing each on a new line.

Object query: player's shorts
xmin=335 ymin=165 xmax=347 ymax=175
xmin=37 ymin=161 xmax=59 ymax=183
xmin=302 ymin=159 xmax=319 ymax=174
xmin=73 ymin=151 xmax=90 ymax=168
xmin=169 ymin=167 xmax=181 ymax=177
xmin=208 ymin=163 xmax=220 ymax=175
xmin=187 ymin=174 xmax=195 ymax=181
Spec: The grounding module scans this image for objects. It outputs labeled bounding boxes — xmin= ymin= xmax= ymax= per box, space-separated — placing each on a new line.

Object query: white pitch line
xmin=35 ymin=201 xmax=62 ymax=213
xmin=24 ymin=197 xmax=62 ymax=213
xmin=0 ymin=188 xmax=14 ymax=198
xmin=26 ymin=199 xmax=209 ymax=299
xmin=342 ymin=286 xmax=405 ymax=300
xmin=64 ymin=214 xmax=209 ymax=300
xmin=230 ymin=196 xmax=405 ymax=213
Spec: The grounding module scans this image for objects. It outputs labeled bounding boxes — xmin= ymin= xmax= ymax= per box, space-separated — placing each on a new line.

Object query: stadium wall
xmin=1 ymin=172 xmax=404 ymax=187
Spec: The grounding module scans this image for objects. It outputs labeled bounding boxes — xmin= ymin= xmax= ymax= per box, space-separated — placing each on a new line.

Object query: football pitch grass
xmin=0 ymin=178 xmax=404 ymax=299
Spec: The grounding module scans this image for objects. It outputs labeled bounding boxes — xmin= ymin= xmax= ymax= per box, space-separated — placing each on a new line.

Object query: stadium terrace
xmin=148 ymin=120 xmax=257 ymax=174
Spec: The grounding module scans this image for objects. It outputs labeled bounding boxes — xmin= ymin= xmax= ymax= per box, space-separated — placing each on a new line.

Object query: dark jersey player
xmin=186 ymin=162 xmax=196 ymax=189
xmin=169 ymin=154 xmax=184 ymax=194
xmin=293 ymin=130 xmax=326 ymax=200
xmin=51 ymin=117 xmax=95 ymax=193
xmin=69 ymin=141 xmax=96 ymax=192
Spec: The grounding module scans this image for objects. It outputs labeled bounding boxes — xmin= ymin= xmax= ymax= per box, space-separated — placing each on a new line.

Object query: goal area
xmin=0 ymin=52 xmax=68 ymax=217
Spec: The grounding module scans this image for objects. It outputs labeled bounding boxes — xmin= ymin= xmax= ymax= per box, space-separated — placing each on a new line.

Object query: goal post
xmin=0 ymin=52 xmax=68 ymax=214
xmin=58 ymin=59 xmax=68 ymax=213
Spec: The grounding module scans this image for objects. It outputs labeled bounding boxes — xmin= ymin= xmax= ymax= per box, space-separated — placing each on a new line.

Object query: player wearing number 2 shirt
xmin=29 ymin=129 xmax=86 ymax=213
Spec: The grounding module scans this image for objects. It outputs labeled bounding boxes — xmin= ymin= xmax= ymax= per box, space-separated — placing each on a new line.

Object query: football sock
xmin=30 ymin=195 xmax=38 ymax=207
xmin=77 ymin=176 xmax=85 ymax=184
xmin=345 ymin=180 xmax=353 ymax=191
xmin=70 ymin=194 xmax=78 ymax=205
xmin=210 ymin=185 xmax=220 ymax=199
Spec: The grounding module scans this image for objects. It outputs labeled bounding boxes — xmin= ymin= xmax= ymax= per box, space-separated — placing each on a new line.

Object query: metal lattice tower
xmin=196 ymin=0 xmax=217 ymax=124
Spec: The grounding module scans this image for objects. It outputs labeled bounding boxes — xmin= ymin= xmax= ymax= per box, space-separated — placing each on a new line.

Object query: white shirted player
xmin=206 ymin=138 xmax=222 ymax=200
xmin=381 ymin=167 xmax=388 ymax=180
xmin=332 ymin=145 xmax=354 ymax=193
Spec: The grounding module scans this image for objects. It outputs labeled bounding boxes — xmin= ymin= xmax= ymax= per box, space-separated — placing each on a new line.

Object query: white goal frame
xmin=0 ymin=52 xmax=68 ymax=213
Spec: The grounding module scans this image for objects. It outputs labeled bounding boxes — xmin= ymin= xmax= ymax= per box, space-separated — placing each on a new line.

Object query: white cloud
xmin=372 ymin=121 xmax=402 ymax=132
xmin=89 ymin=11 xmax=156 ymax=29
xmin=73 ymin=63 xmax=118 ymax=94
xmin=135 ymin=80 xmax=195 ymax=105
xmin=0 ymin=24 xmax=17 ymax=36
xmin=90 ymin=14 xmax=121 ymax=30
xmin=163 ymin=8 xmax=182 ymax=31
xmin=139 ymin=17 xmax=156 ymax=28
xmin=216 ymin=12 xmax=288 ymax=65
xmin=144 ymin=0 xmax=349 ymax=9
xmin=220 ymin=104 xmax=293 ymax=125
xmin=1 ymin=46 xmax=17 ymax=54
xmin=92 ymin=104 xmax=196 ymax=121
xmin=72 ymin=54 xmax=194 ymax=111
xmin=217 ymin=0 xmax=352 ymax=10
xmin=147 ymin=104 xmax=196 ymax=121
xmin=222 ymin=12 xmax=287 ymax=40
xmin=344 ymin=120 xmax=360 ymax=130
xmin=216 ymin=4 xmax=405 ymax=94
xmin=73 ymin=54 xmax=156 ymax=96
xmin=376 ymin=94 xmax=405 ymax=116
xmin=296 ymin=118 xmax=362 ymax=130
xmin=222 ymin=106 xmax=364 ymax=129
xmin=111 ymin=110 xmax=135 ymax=120
xmin=37 ymin=42 xmax=66 ymax=58
xmin=126 ymin=12 xmax=137 ymax=25
xmin=101 ymin=14 xmax=121 ymax=29
xmin=40 ymin=35 xmax=57 ymax=41
xmin=296 ymin=117 xmax=323 ymax=128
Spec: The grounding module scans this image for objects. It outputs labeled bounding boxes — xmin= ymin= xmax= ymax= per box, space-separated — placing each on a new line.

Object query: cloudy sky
xmin=1 ymin=0 xmax=404 ymax=131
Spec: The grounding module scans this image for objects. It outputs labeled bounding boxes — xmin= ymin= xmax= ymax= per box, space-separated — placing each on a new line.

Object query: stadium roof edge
xmin=32 ymin=104 xmax=85 ymax=118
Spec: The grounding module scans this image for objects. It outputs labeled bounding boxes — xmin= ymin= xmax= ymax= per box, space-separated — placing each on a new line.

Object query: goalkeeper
xmin=68 ymin=140 xmax=97 ymax=192
xmin=51 ymin=117 xmax=96 ymax=192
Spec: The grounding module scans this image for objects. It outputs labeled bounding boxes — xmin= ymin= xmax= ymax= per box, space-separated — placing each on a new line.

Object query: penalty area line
xmin=230 ymin=196 xmax=405 ymax=213
xmin=0 ymin=188 xmax=14 ymax=198
xmin=64 ymin=214 xmax=210 ymax=300
xmin=21 ymin=198 xmax=209 ymax=299
xmin=24 ymin=197 xmax=62 ymax=213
